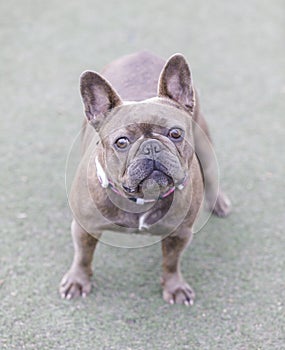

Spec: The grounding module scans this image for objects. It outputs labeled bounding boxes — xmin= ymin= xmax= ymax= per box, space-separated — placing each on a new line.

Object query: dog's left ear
xmin=158 ymin=54 xmax=195 ymax=113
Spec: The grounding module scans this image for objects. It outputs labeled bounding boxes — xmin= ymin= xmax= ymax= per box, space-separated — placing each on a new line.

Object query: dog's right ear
xmin=80 ymin=71 xmax=122 ymax=131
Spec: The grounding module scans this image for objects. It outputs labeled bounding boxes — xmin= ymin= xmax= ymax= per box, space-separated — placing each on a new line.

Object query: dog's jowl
xmin=60 ymin=51 xmax=231 ymax=305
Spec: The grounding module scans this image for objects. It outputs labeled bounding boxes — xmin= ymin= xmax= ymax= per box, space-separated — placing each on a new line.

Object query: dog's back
xmin=101 ymin=51 xmax=165 ymax=101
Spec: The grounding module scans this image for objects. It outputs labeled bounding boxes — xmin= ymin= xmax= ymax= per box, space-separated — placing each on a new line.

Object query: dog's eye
xmin=168 ymin=128 xmax=183 ymax=141
xmin=115 ymin=137 xmax=130 ymax=149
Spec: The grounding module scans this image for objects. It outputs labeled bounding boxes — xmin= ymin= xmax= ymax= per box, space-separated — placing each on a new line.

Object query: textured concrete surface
xmin=0 ymin=0 xmax=284 ymax=349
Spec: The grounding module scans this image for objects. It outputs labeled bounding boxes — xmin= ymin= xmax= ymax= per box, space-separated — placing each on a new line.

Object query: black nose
xmin=141 ymin=140 xmax=162 ymax=156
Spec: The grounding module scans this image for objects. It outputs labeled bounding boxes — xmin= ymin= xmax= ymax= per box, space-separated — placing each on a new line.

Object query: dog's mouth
xmin=122 ymin=162 xmax=174 ymax=196
xmin=123 ymin=170 xmax=173 ymax=194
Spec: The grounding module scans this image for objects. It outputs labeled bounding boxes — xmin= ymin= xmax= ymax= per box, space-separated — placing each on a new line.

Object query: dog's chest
xmin=95 ymin=193 xmax=173 ymax=233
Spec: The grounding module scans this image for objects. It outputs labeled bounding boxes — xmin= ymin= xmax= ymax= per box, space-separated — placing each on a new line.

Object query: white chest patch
xmin=139 ymin=212 xmax=150 ymax=231
xmin=95 ymin=157 xmax=109 ymax=188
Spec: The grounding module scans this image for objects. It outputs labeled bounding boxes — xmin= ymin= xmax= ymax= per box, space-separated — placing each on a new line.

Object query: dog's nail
xmin=189 ymin=299 xmax=194 ymax=306
xmin=169 ymin=299 xmax=174 ymax=305
xmin=82 ymin=292 xmax=87 ymax=298
xmin=184 ymin=300 xmax=190 ymax=306
xmin=66 ymin=293 xmax=72 ymax=300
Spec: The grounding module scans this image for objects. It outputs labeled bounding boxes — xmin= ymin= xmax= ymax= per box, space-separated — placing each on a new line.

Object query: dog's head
xmin=80 ymin=54 xmax=196 ymax=198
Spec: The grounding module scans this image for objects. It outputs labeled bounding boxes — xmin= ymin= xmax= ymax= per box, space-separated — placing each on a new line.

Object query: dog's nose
xmin=141 ymin=140 xmax=162 ymax=155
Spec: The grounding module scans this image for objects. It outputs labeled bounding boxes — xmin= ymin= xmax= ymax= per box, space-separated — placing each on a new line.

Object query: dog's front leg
xmin=161 ymin=226 xmax=195 ymax=305
xmin=60 ymin=219 xmax=101 ymax=299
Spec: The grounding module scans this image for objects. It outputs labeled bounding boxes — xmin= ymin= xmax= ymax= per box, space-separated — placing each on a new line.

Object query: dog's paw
xmin=59 ymin=267 xmax=92 ymax=300
xmin=206 ymin=191 xmax=231 ymax=218
xmin=162 ymin=278 xmax=195 ymax=306
xmin=212 ymin=191 xmax=231 ymax=217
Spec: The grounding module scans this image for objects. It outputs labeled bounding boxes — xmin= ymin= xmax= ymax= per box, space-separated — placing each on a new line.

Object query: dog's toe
xmin=59 ymin=268 xmax=92 ymax=300
xmin=163 ymin=280 xmax=195 ymax=306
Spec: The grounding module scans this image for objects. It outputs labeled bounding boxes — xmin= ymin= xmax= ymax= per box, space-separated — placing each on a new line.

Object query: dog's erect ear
xmin=80 ymin=71 xmax=122 ymax=130
xmin=158 ymin=54 xmax=195 ymax=113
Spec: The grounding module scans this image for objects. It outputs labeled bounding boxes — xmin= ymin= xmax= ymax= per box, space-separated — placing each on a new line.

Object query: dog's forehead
xmin=100 ymin=100 xmax=191 ymax=138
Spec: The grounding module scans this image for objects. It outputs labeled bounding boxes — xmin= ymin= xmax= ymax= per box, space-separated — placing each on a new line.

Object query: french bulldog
xmin=60 ymin=51 xmax=231 ymax=305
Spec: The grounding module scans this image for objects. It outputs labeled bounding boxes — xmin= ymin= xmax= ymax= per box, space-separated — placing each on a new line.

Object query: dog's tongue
xmin=123 ymin=171 xmax=173 ymax=196
xmin=146 ymin=170 xmax=170 ymax=187
xmin=140 ymin=170 xmax=172 ymax=196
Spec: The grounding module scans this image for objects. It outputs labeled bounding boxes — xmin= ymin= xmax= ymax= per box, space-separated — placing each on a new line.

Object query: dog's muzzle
xmin=95 ymin=155 xmax=187 ymax=205
xmin=123 ymin=139 xmax=184 ymax=194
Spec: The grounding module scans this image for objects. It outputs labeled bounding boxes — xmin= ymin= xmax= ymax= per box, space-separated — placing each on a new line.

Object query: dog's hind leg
xmin=193 ymin=95 xmax=231 ymax=217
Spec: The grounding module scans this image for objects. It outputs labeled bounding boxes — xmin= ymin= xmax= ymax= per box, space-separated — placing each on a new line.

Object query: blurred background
xmin=0 ymin=1 xmax=284 ymax=349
